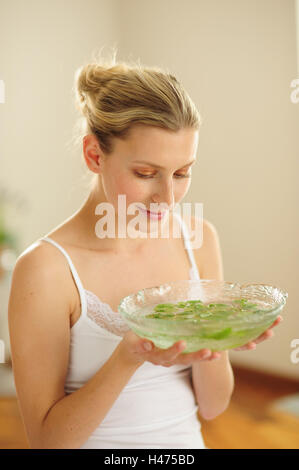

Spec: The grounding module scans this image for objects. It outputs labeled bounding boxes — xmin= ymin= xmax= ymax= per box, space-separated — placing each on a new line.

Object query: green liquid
xmin=132 ymin=297 xmax=275 ymax=352
xmin=146 ymin=298 xmax=262 ymax=323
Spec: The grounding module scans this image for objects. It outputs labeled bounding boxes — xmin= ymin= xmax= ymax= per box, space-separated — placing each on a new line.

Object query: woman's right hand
xmin=118 ymin=329 xmax=222 ymax=368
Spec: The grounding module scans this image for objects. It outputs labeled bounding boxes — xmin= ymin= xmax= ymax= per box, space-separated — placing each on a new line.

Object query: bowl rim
xmin=118 ymin=279 xmax=288 ymax=327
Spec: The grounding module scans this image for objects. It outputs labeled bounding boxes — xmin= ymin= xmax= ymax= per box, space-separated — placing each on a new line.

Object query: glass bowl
xmin=118 ymin=280 xmax=288 ymax=353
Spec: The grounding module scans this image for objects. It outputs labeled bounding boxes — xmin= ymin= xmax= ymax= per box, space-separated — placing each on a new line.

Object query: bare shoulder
xmin=186 ymin=215 xmax=224 ymax=281
xmin=9 ymin=241 xmax=74 ymax=342
xmin=9 ymin=240 xmax=75 ymax=334
xmin=8 ymin=241 xmax=74 ymax=447
xmin=12 ymin=240 xmax=75 ymax=322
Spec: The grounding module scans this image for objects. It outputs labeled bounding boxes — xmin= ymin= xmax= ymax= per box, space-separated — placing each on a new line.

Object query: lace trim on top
xmin=85 ymin=289 xmax=131 ymax=337
xmin=83 ymin=266 xmax=198 ymax=337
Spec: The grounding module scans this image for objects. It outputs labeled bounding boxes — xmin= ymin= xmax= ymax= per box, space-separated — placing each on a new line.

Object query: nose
xmin=152 ymin=178 xmax=175 ymax=211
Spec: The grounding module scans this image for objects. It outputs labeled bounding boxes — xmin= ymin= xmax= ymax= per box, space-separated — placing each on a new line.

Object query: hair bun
xmin=71 ymin=49 xmax=200 ymax=166
xmin=74 ymin=64 xmax=105 ymax=110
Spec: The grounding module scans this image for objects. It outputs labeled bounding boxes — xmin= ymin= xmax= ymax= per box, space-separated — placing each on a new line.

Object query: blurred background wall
xmin=0 ymin=0 xmax=298 ymax=380
xmin=297 ymin=0 xmax=299 ymax=73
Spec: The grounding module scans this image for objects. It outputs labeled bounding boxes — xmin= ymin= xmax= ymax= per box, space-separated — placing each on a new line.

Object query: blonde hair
xmin=71 ymin=48 xmax=201 ymax=187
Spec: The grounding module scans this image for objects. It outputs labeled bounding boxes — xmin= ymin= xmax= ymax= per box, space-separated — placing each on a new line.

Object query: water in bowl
xmin=129 ymin=297 xmax=276 ymax=352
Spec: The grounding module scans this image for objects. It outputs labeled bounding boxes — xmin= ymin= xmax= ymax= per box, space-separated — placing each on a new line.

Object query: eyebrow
xmin=132 ymin=159 xmax=196 ymax=169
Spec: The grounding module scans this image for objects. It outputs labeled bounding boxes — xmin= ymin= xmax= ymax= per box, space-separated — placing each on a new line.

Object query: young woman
xmin=8 ymin=56 xmax=281 ymax=449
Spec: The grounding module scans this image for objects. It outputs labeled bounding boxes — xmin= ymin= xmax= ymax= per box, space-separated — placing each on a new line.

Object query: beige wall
xmin=1 ymin=0 xmax=298 ymax=379
xmin=297 ymin=0 xmax=299 ymax=74
xmin=0 ymin=0 xmax=119 ymax=246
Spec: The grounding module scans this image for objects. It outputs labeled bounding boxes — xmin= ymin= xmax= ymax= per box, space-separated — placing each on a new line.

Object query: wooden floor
xmin=200 ymin=366 xmax=299 ymax=449
xmin=0 ymin=366 xmax=298 ymax=449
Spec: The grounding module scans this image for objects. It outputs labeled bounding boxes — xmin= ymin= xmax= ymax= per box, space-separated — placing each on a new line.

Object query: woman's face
xmin=99 ymin=125 xmax=198 ymax=222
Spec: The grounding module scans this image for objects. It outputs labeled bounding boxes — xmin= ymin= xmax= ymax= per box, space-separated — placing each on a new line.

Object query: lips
xmin=138 ymin=206 xmax=166 ymax=215
xmin=147 ymin=210 xmax=165 ymax=215
xmin=136 ymin=206 xmax=168 ymax=220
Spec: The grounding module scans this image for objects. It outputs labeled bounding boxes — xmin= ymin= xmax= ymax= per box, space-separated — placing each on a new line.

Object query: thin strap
xmin=40 ymin=237 xmax=87 ymax=317
xmin=173 ymin=212 xmax=200 ymax=280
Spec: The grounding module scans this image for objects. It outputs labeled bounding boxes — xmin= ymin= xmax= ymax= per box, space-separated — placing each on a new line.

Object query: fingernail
xmin=143 ymin=342 xmax=152 ymax=351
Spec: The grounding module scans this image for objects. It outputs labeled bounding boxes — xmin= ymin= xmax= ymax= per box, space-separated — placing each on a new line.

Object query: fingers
xmin=163 ymin=340 xmax=186 ymax=363
xmin=269 ymin=315 xmax=283 ymax=329
xmin=194 ymin=349 xmax=221 ymax=361
xmin=208 ymin=351 xmax=222 ymax=360
xmin=173 ymin=347 xmax=222 ymax=365
xmin=233 ymin=330 xmax=274 ymax=350
xmin=142 ymin=340 xmax=185 ymax=366
xmin=233 ymin=342 xmax=257 ymax=351
xmin=232 ymin=316 xmax=283 ymax=351
xmin=141 ymin=340 xmax=222 ymax=367
xmin=254 ymin=328 xmax=274 ymax=344
xmin=254 ymin=316 xmax=282 ymax=342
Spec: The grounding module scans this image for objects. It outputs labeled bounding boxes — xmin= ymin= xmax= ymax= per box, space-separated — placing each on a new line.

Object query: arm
xmin=40 ymin=347 xmax=139 ymax=449
xmin=190 ymin=218 xmax=234 ymax=420
xmin=8 ymin=246 xmax=140 ymax=449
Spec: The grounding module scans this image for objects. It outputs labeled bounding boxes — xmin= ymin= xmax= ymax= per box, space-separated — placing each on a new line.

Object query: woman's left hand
xmin=189 ymin=315 xmax=283 ymax=361
xmin=232 ymin=315 xmax=283 ymax=352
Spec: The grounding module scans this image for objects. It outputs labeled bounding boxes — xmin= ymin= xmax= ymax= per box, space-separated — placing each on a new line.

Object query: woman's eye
xmin=134 ymin=172 xmax=191 ymax=179
xmin=134 ymin=173 xmax=154 ymax=179
xmin=175 ymin=173 xmax=191 ymax=178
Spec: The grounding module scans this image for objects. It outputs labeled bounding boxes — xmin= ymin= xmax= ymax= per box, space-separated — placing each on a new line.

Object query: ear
xmin=83 ymin=134 xmax=105 ymax=174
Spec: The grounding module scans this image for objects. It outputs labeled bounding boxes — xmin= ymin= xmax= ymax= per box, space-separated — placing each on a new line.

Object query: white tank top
xmin=38 ymin=212 xmax=207 ymax=449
